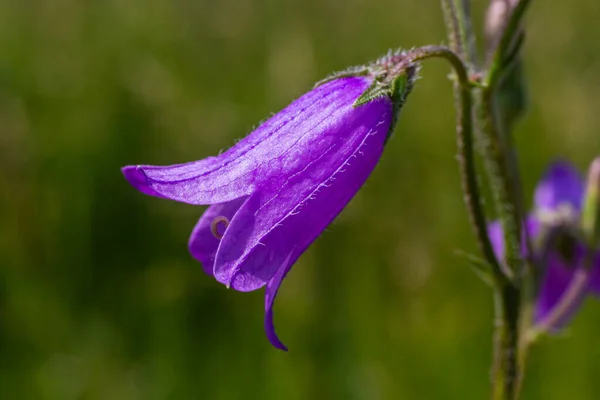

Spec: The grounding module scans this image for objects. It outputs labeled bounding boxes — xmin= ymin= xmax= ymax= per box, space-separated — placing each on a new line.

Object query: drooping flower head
xmin=122 ymin=51 xmax=418 ymax=350
xmin=489 ymin=160 xmax=600 ymax=329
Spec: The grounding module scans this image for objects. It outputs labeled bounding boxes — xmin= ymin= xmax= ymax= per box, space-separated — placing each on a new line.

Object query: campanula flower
xmin=489 ymin=161 xmax=600 ymax=329
xmin=122 ymin=53 xmax=417 ymax=350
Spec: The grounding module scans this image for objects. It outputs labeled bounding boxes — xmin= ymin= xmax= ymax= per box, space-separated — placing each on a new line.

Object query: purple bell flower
xmin=122 ymin=55 xmax=417 ymax=350
xmin=488 ymin=161 xmax=600 ymax=329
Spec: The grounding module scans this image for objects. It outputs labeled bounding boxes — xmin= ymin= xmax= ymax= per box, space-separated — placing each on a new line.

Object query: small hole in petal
xmin=211 ymin=216 xmax=230 ymax=239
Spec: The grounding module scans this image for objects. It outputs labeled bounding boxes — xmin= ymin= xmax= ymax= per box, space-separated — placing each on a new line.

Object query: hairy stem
xmin=492 ymin=282 xmax=522 ymax=400
xmin=407 ymin=46 xmax=502 ymax=278
xmin=477 ymin=89 xmax=524 ymax=280
xmin=440 ymin=0 xmax=478 ymax=65
xmin=478 ymin=62 xmax=525 ymax=400
xmin=480 ymin=1 xmax=533 ymax=397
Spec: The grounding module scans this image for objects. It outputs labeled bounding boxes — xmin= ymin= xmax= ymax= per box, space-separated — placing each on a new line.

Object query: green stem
xmin=406 ymin=46 xmax=503 ymax=279
xmin=479 ymin=1 xmax=534 ymax=397
xmin=492 ymin=282 xmax=522 ymax=400
xmin=440 ymin=0 xmax=478 ymax=65
xmin=477 ymin=89 xmax=524 ymax=279
xmin=478 ymin=65 xmax=525 ymax=400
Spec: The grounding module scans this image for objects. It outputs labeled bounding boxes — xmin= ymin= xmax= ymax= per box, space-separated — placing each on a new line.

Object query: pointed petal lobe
xmin=121 ymin=78 xmax=371 ymax=205
xmin=264 ymin=250 xmax=297 ymax=351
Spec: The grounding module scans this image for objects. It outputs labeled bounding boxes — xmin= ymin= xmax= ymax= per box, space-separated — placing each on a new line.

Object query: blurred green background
xmin=1 ymin=0 xmax=600 ymax=399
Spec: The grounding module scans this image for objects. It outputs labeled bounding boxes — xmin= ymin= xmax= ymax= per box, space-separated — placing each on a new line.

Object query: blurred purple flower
xmin=489 ymin=161 xmax=600 ymax=329
xmin=122 ymin=60 xmax=416 ymax=349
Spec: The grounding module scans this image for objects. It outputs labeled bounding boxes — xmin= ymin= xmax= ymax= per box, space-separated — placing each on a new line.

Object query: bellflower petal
xmin=123 ymin=52 xmax=418 ymax=349
xmin=121 ymin=160 xmax=255 ymax=205
xmin=264 ymin=250 xmax=296 ymax=351
xmin=252 ymin=106 xmax=389 ymax=348
xmin=188 ymin=196 xmax=248 ymax=277
xmin=212 ymin=87 xmax=392 ymax=291
xmin=491 ymin=161 xmax=600 ymax=332
xmin=534 ymin=160 xmax=584 ymax=211
xmin=586 ymin=256 xmax=600 ymax=296
xmin=490 ymin=216 xmax=587 ymax=328
xmin=534 ymin=252 xmax=588 ymax=327
xmin=122 ymin=78 xmax=370 ymax=205
xmin=488 ymin=220 xmax=503 ymax=259
xmin=487 ymin=217 xmax=539 ymax=259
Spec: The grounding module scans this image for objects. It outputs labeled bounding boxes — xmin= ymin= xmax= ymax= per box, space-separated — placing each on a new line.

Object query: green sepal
xmin=315 ymin=49 xmax=419 ymax=142
xmin=356 ymin=64 xmax=417 ymax=142
xmin=354 ymin=73 xmax=408 ymax=107
xmin=313 ymin=66 xmax=369 ymax=88
xmin=581 ymin=157 xmax=600 ymax=249
xmin=455 ymin=250 xmax=495 ymax=286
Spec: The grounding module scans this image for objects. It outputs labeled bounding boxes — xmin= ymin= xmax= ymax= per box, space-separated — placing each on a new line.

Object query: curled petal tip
xmin=121 ymin=164 xmax=143 ymax=181
xmin=272 ymin=340 xmax=289 ymax=352
xmin=121 ymin=165 xmax=161 ymax=197
xmin=265 ymin=311 xmax=289 ymax=351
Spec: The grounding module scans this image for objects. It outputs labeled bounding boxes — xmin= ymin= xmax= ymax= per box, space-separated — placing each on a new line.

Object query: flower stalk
xmin=492 ymin=282 xmax=522 ymax=400
xmin=406 ymin=46 xmax=502 ymax=278
xmin=440 ymin=0 xmax=534 ymax=398
xmin=480 ymin=1 xmax=532 ymax=398
xmin=440 ymin=0 xmax=478 ymax=65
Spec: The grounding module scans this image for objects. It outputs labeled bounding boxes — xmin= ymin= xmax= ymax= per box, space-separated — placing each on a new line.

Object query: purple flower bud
xmin=489 ymin=161 xmax=600 ymax=330
xmin=485 ymin=0 xmax=519 ymax=45
xmin=485 ymin=0 xmax=527 ymax=131
xmin=122 ymin=54 xmax=417 ymax=350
